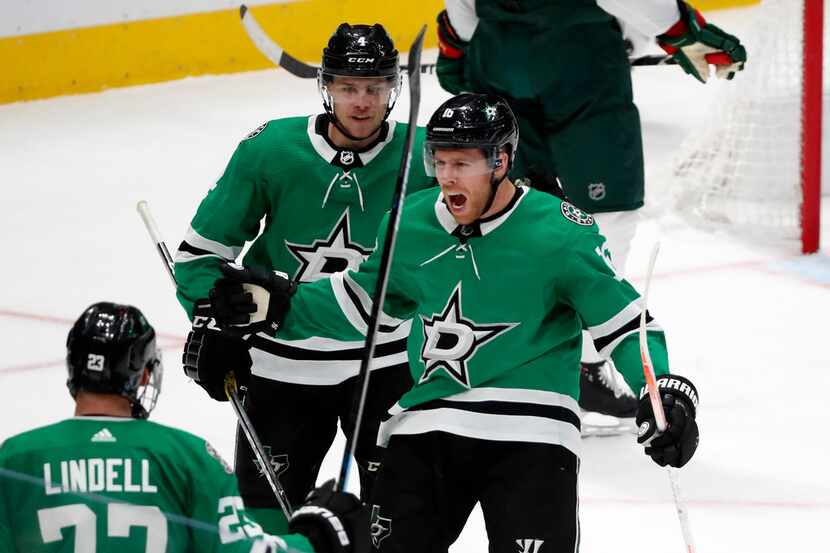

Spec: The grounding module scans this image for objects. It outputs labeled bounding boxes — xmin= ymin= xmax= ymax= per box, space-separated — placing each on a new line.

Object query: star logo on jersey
xmin=285 ymin=210 xmax=373 ymax=283
xmin=252 ymin=446 xmax=289 ymax=479
xmin=419 ymin=283 xmax=518 ymax=387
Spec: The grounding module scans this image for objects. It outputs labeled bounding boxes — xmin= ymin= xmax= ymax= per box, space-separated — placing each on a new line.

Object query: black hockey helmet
xmin=424 ymin=93 xmax=519 ymax=176
xmin=318 ymin=23 xmax=402 ymax=141
xmin=66 ymin=302 xmax=163 ymax=419
xmin=321 ymin=23 xmax=399 ymax=78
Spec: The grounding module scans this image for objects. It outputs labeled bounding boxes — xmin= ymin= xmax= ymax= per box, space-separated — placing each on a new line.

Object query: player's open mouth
xmin=447 ymin=193 xmax=467 ymax=211
xmin=351 ymin=115 xmax=371 ymax=121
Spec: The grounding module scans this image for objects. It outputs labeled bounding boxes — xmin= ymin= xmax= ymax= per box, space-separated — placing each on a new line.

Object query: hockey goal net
xmin=664 ymin=0 xmax=824 ymax=253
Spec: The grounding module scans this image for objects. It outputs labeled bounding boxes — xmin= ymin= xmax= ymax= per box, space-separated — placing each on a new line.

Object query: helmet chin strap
xmin=328 ymin=111 xmax=383 ymax=142
xmin=477 ymin=162 xmax=508 ymax=221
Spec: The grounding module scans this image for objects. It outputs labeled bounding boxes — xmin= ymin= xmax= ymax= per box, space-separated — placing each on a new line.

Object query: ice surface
xmin=1 ymin=7 xmax=828 ymax=552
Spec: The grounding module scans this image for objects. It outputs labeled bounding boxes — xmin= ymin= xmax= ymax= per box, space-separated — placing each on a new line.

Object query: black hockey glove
xmin=636 ymin=374 xmax=699 ymax=468
xmin=182 ymin=299 xmax=252 ymax=401
xmin=436 ymin=9 xmax=470 ymax=94
xmin=210 ymin=263 xmax=296 ymax=336
xmin=289 ymin=480 xmax=369 ymax=553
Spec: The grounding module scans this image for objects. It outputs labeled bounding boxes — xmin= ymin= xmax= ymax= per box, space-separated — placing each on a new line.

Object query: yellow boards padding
xmin=693 ymin=0 xmax=761 ymax=11
xmin=0 ymin=1 xmax=442 ymax=104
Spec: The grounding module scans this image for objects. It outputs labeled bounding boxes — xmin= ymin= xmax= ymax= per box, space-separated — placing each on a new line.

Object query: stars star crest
xmin=419 ymin=283 xmax=517 ymax=387
xmin=285 ymin=210 xmax=373 ymax=283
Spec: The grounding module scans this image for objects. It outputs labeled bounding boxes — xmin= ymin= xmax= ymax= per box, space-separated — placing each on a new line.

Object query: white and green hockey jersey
xmin=0 ymin=416 xmax=315 ymax=553
xmin=174 ymin=114 xmax=434 ymax=384
xmin=273 ymin=185 xmax=669 ymax=457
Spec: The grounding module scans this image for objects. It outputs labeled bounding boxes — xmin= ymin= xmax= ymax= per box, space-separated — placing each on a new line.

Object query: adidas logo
xmin=90 ymin=428 xmax=116 ymax=443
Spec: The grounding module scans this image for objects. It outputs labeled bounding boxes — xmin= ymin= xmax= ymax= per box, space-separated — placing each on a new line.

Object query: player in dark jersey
xmin=175 ymin=23 xmax=435 ymax=534
xmin=0 ymin=302 xmax=368 ymax=553
xmin=203 ymin=93 xmax=701 ymax=553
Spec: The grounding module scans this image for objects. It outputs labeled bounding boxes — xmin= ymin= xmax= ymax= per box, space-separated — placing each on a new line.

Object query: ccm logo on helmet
xmin=347 ymin=57 xmax=375 ymax=63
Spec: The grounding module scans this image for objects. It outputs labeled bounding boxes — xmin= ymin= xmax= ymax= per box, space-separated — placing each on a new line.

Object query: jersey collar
xmin=307 ymin=114 xmax=397 ymax=170
xmin=434 ymin=185 xmax=528 ymax=238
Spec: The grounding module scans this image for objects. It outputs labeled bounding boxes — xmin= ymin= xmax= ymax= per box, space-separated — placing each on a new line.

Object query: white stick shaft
xmin=136 ymin=200 xmax=176 ymax=285
xmin=669 ymin=468 xmax=696 ymax=553
xmin=638 ymin=242 xmax=696 ymax=553
xmin=639 ymin=242 xmax=667 ymax=432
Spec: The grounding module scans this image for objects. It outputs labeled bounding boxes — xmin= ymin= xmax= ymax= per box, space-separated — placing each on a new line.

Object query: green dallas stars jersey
xmin=271 ymin=185 xmax=669 ymax=457
xmin=174 ymin=114 xmax=433 ymax=384
xmin=0 ymin=417 xmax=314 ymax=553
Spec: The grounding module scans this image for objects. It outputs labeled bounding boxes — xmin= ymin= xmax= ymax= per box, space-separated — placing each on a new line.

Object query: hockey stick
xmin=239 ymin=5 xmax=435 ymax=77
xmin=639 ymin=243 xmax=696 ymax=553
xmin=335 ymin=26 xmax=426 ymax=492
xmin=136 ymin=200 xmax=294 ymax=518
xmin=239 ymin=5 xmax=676 ymax=79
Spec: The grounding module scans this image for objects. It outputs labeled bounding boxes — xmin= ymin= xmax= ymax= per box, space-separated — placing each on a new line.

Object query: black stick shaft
xmin=335 ymin=26 xmax=426 ymax=491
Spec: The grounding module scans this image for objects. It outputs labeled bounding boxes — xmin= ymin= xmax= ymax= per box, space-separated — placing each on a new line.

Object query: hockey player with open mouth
xmin=205 ymin=93 xmax=700 ymax=552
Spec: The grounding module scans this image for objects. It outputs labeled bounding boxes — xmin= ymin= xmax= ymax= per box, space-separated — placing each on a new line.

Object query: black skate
xmin=579 ymin=361 xmax=638 ymax=437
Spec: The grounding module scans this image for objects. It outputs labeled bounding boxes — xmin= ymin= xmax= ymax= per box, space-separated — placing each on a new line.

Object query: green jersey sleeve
xmin=278 ymin=212 xmax=417 ymax=342
xmin=557 ymin=223 xmax=669 ymax=393
xmin=175 ymin=135 xmax=271 ymax=318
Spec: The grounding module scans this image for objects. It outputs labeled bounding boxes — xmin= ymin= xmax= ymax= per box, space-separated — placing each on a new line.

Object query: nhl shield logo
xmin=560 ymin=202 xmax=594 ymax=226
xmin=339 ymin=150 xmax=355 ymax=166
xmin=588 ymin=182 xmax=606 ymax=201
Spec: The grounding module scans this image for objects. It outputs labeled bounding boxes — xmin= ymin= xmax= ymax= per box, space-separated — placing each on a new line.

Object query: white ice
xmin=1 ymin=7 xmax=829 ymax=553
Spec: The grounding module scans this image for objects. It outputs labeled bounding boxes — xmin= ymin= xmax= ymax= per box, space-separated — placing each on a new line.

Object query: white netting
xmin=665 ymin=0 xmax=816 ymax=246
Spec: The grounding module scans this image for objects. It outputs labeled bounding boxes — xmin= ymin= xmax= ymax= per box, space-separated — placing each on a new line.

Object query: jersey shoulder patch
xmin=205 ymin=441 xmax=234 ymax=474
xmin=560 ymin=201 xmax=595 ymax=226
xmin=242 ymin=122 xmax=268 ymax=141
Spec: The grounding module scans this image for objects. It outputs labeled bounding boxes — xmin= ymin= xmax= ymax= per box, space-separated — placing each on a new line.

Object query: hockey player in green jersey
xmin=0 ymin=302 xmax=369 ymax=553
xmin=434 ymin=0 xmax=745 ymax=431
xmin=175 ymin=23 xmax=433 ymax=535
xmin=206 ymin=93 xmax=701 ymax=552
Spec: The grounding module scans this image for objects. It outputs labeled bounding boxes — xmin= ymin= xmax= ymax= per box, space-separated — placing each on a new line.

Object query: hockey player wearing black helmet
xmin=66 ymin=302 xmax=163 ymax=419
xmin=174 ymin=21 xmax=433 ymax=535
xmin=423 ymin=93 xmax=519 ymax=227
xmin=1 ymin=301 xmax=370 ymax=553
xmin=319 ymin=23 xmax=402 ymax=145
xmin=207 ymin=93 xmax=700 ymax=553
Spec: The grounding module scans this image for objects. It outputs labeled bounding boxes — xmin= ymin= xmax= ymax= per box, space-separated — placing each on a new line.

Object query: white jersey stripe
xmin=587 ymin=299 xmax=642 ymax=340
xmin=377 ymin=407 xmax=582 ymax=456
xmin=250 ymin=349 xmax=408 ymax=385
xmin=176 ymin=226 xmax=242 ymax=261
